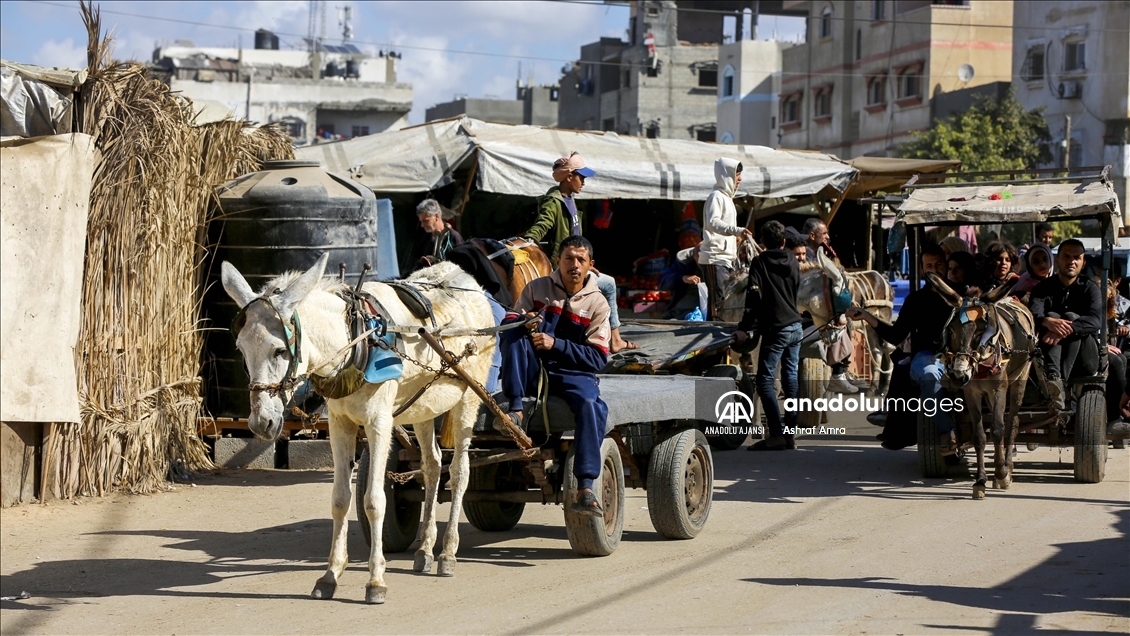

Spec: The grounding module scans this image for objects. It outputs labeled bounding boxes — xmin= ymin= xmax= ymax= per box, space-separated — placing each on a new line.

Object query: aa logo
xmin=715 ymin=390 xmax=755 ymax=424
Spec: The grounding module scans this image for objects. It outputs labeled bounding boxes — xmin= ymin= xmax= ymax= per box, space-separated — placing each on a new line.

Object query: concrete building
xmin=1012 ymin=1 xmax=1130 ymax=213
xmin=558 ymin=1 xmax=805 ymax=141
xmin=716 ymin=39 xmax=792 ymax=146
xmin=425 ymin=81 xmax=560 ymax=126
xmin=778 ymin=0 xmax=1013 ymax=157
xmin=150 ymin=31 xmax=412 ymax=144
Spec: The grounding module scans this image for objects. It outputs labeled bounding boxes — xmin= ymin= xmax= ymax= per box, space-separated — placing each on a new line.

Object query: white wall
xmin=717 ymin=40 xmax=788 ymax=147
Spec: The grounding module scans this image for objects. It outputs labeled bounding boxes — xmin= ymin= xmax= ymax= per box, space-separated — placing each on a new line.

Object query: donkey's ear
xmin=221 ymin=261 xmax=257 ymax=309
xmin=984 ymin=279 xmax=1016 ymax=304
xmin=925 ymin=272 xmax=963 ymax=307
xmin=817 ymin=247 xmax=843 ymax=287
xmin=275 ymin=253 xmax=329 ymax=316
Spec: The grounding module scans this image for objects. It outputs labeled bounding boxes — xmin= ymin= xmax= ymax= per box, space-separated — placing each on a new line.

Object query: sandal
xmin=570 ymin=490 xmax=604 ymax=517
xmin=493 ymin=410 xmax=523 ymax=433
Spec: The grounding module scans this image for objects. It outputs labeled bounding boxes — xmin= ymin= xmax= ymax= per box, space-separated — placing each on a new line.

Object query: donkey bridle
xmin=231 ymin=296 xmax=304 ymax=397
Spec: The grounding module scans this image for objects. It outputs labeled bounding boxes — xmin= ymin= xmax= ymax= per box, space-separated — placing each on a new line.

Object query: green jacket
xmin=525 ymin=186 xmax=581 ymax=263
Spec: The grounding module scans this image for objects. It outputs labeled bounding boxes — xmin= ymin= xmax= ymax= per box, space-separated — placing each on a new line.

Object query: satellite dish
xmin=957 ymin=64 xmax=975 ymax=83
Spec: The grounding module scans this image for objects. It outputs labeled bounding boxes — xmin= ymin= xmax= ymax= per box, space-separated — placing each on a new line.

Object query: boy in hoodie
xmin=523 ymin=151 xmax=636 ymax=352
xmin=498 ymin=235 xmax=612 ymax=517
xmin=733 ymin=220 xmax=803 ymax=451
xmin=698 ymin=158 xmax=754 ymax=320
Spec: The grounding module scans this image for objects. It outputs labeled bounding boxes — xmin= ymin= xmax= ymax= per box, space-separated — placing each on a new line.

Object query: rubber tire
xmin=917 ymin=413 xmax=947 ymax=478
xmin=464 ymin=462 xmax=526 ymax=532
xmin=701 ymin=364 xmax=755 ymax=450
xmin=356 ymin=445 xmax=421 ymax=553
xmin=563 ymin=438 xmax=624 ymax=556
xmin=647 ymin=428 xmax=714 ymax=539
xmin=797 ymin=357 xmax=827 ymax=428
xmin=1073 ymin=388 xmax=1107 ymax=483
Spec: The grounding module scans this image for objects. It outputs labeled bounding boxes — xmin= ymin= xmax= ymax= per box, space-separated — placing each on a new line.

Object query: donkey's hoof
xmin=413 ymin=551 xmax=434 ymax=574
xmin=311 ymin=579 xmax=337 ymax=600
xmin=972 ymin=483 xmax=986 ymax=500
xmin=994 ymin=478 xmax=1011 ymax=490
xmin=365 ymin=584 xmax=387 ymax=605
xmin=437 ymin=555 xmax=456 ymax=577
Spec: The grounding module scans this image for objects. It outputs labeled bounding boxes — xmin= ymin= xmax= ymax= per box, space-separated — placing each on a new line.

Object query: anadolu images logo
xmin=715 ymin=391 xmax=756 ymax=424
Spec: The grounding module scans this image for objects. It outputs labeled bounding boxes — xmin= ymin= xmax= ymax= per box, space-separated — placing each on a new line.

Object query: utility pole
xmin=1063 ymin=114 xmax=1072 ymax=169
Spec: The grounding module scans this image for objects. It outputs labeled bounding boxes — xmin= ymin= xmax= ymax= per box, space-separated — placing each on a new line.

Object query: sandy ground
xmin=2 ymin=410 xmax=1128 ymax=635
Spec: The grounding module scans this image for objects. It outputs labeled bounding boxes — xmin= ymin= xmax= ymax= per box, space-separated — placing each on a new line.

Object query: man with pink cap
xmin=523 ymin=151 xmax=637 ymax=352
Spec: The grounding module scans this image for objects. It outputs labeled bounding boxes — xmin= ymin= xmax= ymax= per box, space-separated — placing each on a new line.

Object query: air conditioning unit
xmin=1058 ymin=81 xmax=1082 ymax=99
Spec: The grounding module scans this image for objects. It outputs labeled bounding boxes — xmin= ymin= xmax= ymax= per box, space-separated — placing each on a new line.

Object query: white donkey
xmin=222 ymin=254 xmax=495 ymax=604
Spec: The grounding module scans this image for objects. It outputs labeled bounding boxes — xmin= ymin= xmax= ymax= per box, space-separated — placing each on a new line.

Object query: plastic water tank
xmin=202 ymin=160 xmax=377 ymax=417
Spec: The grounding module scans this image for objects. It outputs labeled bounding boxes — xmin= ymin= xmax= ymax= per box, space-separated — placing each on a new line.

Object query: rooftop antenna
xmin=338 ymin=5 xmax=353 ymax=43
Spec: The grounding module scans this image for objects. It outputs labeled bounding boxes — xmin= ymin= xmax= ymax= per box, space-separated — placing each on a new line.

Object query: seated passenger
xmin=660 ymin=243 xmax=708 ymax=320
xmin=1012 ymin=243 xmax=1053 ymax=301
xmin=847 ymin=244 xmax=958 ymax=453
xmin=946 ymin=250 xmax=984 ymax=295
xmin=982 ymin=240 xmax=1020 ymax=290
xmin=1029 ymin=239 xmax=1103 ymax=418
xmin=498 ymin=236 xmax=611 ymax=517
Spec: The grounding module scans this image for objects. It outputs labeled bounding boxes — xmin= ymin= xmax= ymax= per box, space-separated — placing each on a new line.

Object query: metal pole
xmin=1064 ymin=115 xmax=1072 ymax=169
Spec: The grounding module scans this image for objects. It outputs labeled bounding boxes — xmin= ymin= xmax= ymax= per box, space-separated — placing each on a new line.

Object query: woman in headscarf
xmin=1012 ymin=242 xmax=1053 ymax=302
xmin=946 ymin=250 xmax=982 ymax=295
xmin=940 ymin=235 xmax=968 ymax=258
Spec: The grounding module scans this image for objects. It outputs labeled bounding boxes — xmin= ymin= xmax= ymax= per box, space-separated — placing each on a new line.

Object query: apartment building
xmin=778 ymin=0 xmax=1013 ymax=157
xmin=716 ymin=39 xmax=792 ymax=146
xmin=1013 ymin=1 xmax=1130 ymax=214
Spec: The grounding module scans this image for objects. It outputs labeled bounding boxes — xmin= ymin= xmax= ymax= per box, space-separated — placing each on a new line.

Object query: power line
xmin=22 ymin=0 xmax=1130 ymax=79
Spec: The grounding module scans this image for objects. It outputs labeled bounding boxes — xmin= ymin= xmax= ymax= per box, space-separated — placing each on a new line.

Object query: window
xmin=771 ymin=116 xmax=776 ymax=129
xmin=624 ymin=69 xmax=631 ymax=89
xmin=647 ymin=5 xmax=659 ymax=17
xmin=696 ymin=127 xmax=716 ymax=143
xmin=699 ymin=69 xmax=718 ymax=88
xmin=603 ymin=117 xmax=615 ymax=132
xmin=813 ymin=88 xmax=831 ymax=119
xmin=646 ymin=122 xmax=660 ymax=138
xmin=1021 ymin=46 xmax=1045 ymax=82
xmin=867 ymin=76 xmax=887 ymax=106
xmin=721 ymin=65 xmax=735 ymax=98
xmin=819 ymin=6 xmax=833 ymax=39
xmin=351 ymin=125 xmax=370 ymax=138
xmin=872 ymin=1 xmax=886 ymax=21
xmin=782 ymin=94 xmax=802 ymax=124
xmin=647 ymin=63 xmax=660 ymax=78
xmin=855 ymin=30 xmax=862 ymax=60
xmin=897 ymin=66 xmax=920 ymax=99
xmin=1065 ymin=40 xmax=1086 ymax=72
xmin=549 ymin=88 xmax=559 ymax=101
xmin=278 ymin=116 xmax=305 ymax=139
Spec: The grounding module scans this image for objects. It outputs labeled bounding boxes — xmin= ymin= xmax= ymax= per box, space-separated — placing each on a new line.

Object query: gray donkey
xmin=926 ymin=273 xmax=1036 ymax=499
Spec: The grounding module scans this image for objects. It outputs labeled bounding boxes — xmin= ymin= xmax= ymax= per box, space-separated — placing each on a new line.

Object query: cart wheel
xmin=917 ymin=413 xmax=947 ymax=478
xmin=464 ymin=462 xmax=526 ymax=532
xmin=563 ymin=438 xmax=624 ymax=556
xmin=701 ymin=365 xmax=755 ymax=450
xmin=1073 ymin=388 xmax=1107 ymax=483
xmin=797 ymin=358 xmax=827 ymax=428
xmin=356 ymin=445 xmax=421 ymax=553
xmin=647 ymin=428 xmax=714 ymax=540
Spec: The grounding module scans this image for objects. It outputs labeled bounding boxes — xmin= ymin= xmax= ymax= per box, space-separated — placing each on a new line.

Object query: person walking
xmin=522 ymin=152 xmax=636 ymax=352
xmin=733 ymin=220 xmax=802 ymax=451
xmin=698 ymin=158 xmax=753 ymax=320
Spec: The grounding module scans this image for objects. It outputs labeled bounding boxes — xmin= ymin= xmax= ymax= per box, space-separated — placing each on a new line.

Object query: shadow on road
xmin=741 ymin=508 xmax=1130 ymax=631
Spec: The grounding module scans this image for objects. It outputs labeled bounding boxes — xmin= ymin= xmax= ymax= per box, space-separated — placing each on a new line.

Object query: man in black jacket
xmin=733 ymin=220 xmax=802 ymax=451
xmin=1029 ymin=238 xmax=1103 ymax=415
xmin=847 ymin=244 xmax=956 ymax=452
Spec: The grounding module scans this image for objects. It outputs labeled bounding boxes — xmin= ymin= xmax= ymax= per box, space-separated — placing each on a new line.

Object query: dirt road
xmin=2 ymin=414 xmax=1127 ymax=635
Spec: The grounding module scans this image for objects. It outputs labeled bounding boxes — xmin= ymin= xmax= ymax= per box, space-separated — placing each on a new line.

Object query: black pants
xmin=702 ymin=263 xmax=731 ymax=321
xmin=881 ymin=361 xmax=917 ymax=446
xmin=1039 ymin=313 xmax=1100 ymax=381
xmin=1106 ymin=351 xmax=1128 ymax=420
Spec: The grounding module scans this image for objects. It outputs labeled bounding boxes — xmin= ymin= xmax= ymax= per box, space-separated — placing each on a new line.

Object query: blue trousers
xmin=594 ymin=272 xmax=621 ymax=330
xmin=909 ymin=351 xmax=953 ymax=434
xmin=756 ymin=322 xmax=802 ymax=437
xmin=500 ymin=330 xmax=608 ymax=491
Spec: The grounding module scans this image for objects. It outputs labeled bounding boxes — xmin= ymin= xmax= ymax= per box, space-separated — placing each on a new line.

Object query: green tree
xmin=902 ymin=91 xmax=1058 ymax=248
xmin=901 ymin=90 xmax=1053 ymax=171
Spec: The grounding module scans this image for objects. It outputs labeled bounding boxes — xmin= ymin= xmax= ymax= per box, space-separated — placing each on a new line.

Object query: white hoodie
xmin=698 ymin=157 xmax=744 ymax=267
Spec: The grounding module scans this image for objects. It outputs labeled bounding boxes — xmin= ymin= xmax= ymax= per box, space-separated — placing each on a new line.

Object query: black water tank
xmin=202 ymin=160 xmax=377 ymax=417
xmin=345 ymin=59 xmax=359 ymax=78
xmin=254 ymin=29 xmax=279 ymax=50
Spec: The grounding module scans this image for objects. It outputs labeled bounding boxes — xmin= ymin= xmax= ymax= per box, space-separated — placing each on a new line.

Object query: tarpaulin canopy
xmin=295 ymin=117 xmax=857 ymax=201
xmin=845 ymin=156 xmax=961 ymax=199
xmin=898 ymin=179 xmax=1122 ymax=228
xmin=1 ymin=60 xmax=87 ymax=138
